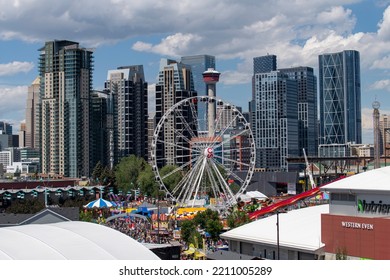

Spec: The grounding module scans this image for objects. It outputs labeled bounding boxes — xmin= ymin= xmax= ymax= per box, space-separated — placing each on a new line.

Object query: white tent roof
xmin=221 ymin=204 xmax=328 ymax=252
xmin=321 ymin=166 xmax=390 ymax=193
xmin=239 ymin=191 xmax=267 ymax=202
xmin=0 ymin=221 xmax=160 ymax=260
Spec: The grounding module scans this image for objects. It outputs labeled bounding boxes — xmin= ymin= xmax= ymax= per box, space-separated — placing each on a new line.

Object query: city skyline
xmin=1 ymin=1 xmax=390 ymax=144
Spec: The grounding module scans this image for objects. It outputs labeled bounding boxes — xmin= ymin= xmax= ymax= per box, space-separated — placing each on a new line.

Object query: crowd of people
xmin=106 ymin=216 xmax=172 ymax=244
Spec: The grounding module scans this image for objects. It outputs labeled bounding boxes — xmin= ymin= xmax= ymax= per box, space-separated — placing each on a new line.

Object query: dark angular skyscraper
xmin=319 ymin=50 xmax=362 ymax=145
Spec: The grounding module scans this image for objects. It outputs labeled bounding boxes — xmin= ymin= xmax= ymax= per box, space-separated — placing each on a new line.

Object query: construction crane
xmin=303 ymin=148 xmax=316 ymax=189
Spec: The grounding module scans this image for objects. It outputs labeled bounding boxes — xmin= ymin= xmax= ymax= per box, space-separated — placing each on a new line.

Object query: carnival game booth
xmin=320 ymin=166 xmax=390 ymax=260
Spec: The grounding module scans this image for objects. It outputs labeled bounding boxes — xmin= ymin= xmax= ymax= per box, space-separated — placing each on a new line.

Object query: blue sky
xmin=0 ymin=0 xmax=390 ymax=144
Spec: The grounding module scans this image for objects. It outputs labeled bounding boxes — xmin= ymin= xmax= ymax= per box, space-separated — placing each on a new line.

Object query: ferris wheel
xmin=150 ymin=96 xmax=256 ymax=210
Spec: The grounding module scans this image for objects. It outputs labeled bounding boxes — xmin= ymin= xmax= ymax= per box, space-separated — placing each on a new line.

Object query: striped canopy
xmin=84 ymin=198 xmax=117 ymax=209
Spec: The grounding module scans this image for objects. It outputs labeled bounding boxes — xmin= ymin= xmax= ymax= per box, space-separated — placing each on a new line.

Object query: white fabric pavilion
xmin=321 ymin=166 xmax=390 ymax=193
xmin=0 ymin=221 xmax=160 ymax=260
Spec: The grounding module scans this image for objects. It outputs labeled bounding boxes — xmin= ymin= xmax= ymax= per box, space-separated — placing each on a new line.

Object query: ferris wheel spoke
xmin=175 ymin=110 xmax=198 ymax=139
xmin=164 ymin=120 xmax=197 ymax=150
xmin=205 ymin=164 xmax=221 ymax=199
xmin=188 ymin=158 xmax=208 ymax=206
xmin=221 ymin=146 xmax=253 ymax=153
xmin=211 ymin=158 xmax=245 ymax=184
xmin=178 ymin=159 xmax=205 ymax=203
xmin=212 ymin=128 xmax=250 ymax=150
xmin=161 ymin=156 xmax=200 ymax=181
xmin=213 ymin=111 xmax=240 ymax=139
xmin=172 ymin=159 xmax=202 ymax=198
xmin=189 ymin=101 xmax=200 ymax=133
xmin=212 ymin=154 xmax=252 ymax=168
xmin=156 ymin=139 xmax=195 ymax=153
xmin=209 ymin=159 xmax=236 ymax=204
xmin=171 ymin=170 xmax=196 ymax=201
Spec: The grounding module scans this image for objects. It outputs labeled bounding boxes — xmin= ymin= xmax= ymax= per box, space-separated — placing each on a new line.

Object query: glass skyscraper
xmin=104 ymin=65 xmax=148 ymax=164
xmin=319 ymin=50 xmax=361 ymax=145
xmin=253 ymin=71 xmax=299 ymax=171
xmin=39 ymin=40 xmax=93 ymax=178
xmin=279 ymin=66 xmax=318 ymax=157
xmin=253 ymin=54 xmax=277 ymax=74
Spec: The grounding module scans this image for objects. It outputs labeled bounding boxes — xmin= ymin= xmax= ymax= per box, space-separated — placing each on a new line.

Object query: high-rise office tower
xmin=90 ymin=91 xmax=110 ymax=170
xmin=252 ymin=55 xmax=277 ymax=98
xmin=181 ymin=55 xmax=215 ymax=131
xmin=319 ymin=50 xmax=361 ymax=146
xmin=250 ymin=54 xmax=278 ymax=130
xmin=279 ymin=66 xmax=318 ymax=157
xmin=104 ymin=65 xmax=148 ymax=164
xmin=155 ymin=58 xmax=197 ymax=167
xmin=253 ymin=54 xmax=277 ymax=74
xmin=0 ymin=121 xmax=12 ymax=135
xmin=25 ymin=77 xmax=40 ymax=148
xmin=39 ymin=40 xmax=93 ymax=178
xmin=252 ymin=71 xmax=299 ymax=171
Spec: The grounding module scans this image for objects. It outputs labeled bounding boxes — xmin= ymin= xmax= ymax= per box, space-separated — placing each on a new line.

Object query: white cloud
xmin=133 ymin=33 xmax=202 ymax=57
xmin=0 ymin=86 xmax=27 ymax=125
xmin=370 ymin=79 xmax=390 ymax=91
xmin=371 ymin=55 xmax=390 ymax=69
xmin=378 ymin=5 xmax=390 ymax=40
xmin=132 ymin=41 xmax=153 ymax=52
xmin=0 ymin=61 xmax=34 ymax=76
xmin=316 ymin=6 xmax=356 ymax=34
xmin=220 ymin=70 xmax=252 ymax=86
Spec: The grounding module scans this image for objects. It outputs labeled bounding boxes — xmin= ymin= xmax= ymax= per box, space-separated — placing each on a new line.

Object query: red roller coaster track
xmin=248 ymin=176 xmax=345 ymax=220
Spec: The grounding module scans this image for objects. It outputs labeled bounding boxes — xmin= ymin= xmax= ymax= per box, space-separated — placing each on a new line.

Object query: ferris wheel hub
xmin=204 ymin=147 xmax=214 ymax=158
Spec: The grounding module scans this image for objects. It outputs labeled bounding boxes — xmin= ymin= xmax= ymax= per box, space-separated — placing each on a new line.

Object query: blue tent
xmin=134 ymin=206 xmax=153 ymax=217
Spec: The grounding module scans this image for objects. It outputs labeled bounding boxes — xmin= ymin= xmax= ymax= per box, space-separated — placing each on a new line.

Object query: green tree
xmin=138 ymin=163 xmax=159 ymax=197
xmin=159 ymin=165 xmax=183 ymax=192
xmin=91 ymin=161 xmax=104 ymax=184
xmin=79 ymin=210 xmax=94 ymax=222
xmin=101 ymin=166 xmax=115 ymax=187
xmin=205 ymin=219 xmax=223 ymax=241
xmin=180 ymin=220 xmax=197 ymax=243
xmin=193 ymin=208 xmax=220 ymax=229
xmin=5 ymin=198 xmax=45 ymax=214
xmin=115 ymin=155 xmax=146 ymax=193
xmin=192 ymin=209 xmax=223 ymax=241
xmin=189 ymin=230 xmax=203 ymax=249
xmin=227 ymin=209 xmax=250 ymax=229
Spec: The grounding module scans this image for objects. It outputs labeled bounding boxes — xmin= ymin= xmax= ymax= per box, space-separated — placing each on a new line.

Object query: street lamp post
xmin=276 ymin=211 xmax=280 ymax=260
xmin=276 ymin=209 xmax=287 ymax=260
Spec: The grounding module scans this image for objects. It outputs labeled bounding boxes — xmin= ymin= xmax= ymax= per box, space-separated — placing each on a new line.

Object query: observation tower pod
xmin=202 ymin=68 xmax=220 ymax=137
